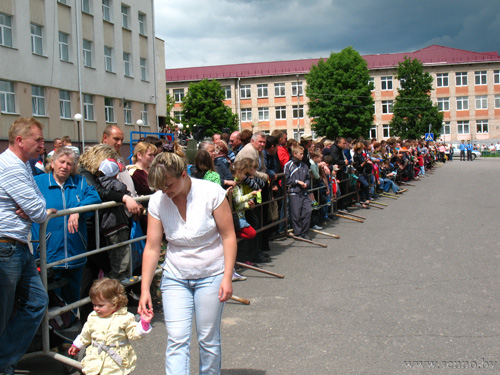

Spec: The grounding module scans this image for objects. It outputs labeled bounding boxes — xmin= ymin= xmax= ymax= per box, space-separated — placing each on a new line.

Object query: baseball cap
xmin=99 ymin=158 xmax=125 ymax=177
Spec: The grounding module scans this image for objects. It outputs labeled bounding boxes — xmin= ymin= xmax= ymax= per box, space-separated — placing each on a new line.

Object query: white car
xmin=449 ymin=147 xmax=481 ymax=160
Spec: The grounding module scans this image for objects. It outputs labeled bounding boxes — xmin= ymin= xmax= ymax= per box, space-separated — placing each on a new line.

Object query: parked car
xmin=448 ymin=147 xmax=481 ymax=160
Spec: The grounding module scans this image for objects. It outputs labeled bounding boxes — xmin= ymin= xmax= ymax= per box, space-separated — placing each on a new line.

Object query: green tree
xmin=390 ymin=57 xmax=443 ymax=139
xmin=165 ymin=94 xmax=177 ymax=128
xmin=181 ymin=79 xmax=238 ymax=136
xmin=306 ymin=46 xmax=374 ymax=139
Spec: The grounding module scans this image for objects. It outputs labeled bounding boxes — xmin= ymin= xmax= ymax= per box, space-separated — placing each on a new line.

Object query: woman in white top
xmin=138 ymin=151 xmax=236 ymax=375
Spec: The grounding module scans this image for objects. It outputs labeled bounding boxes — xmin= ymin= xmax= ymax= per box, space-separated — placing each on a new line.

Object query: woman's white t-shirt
xmin=148 ymin=177 xmax=227 ymax=279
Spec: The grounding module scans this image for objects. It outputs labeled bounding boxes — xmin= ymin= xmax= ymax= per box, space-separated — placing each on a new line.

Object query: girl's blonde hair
xmin=148 ymin=151 xmax=187 ymax=190
xmin=89 ymin=278 xmax=128 ymax=309
xmin=132 ymin=142 xmax=157 ymax=164
xmin=79 ymin=144 xmax=120 ymax=175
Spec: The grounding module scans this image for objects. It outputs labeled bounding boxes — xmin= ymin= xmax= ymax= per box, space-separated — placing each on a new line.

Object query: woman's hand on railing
xmin=67 ymin=213 xmax=79 ymax=233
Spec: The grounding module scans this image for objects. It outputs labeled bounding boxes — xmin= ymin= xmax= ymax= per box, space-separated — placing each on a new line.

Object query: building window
xmin=455 ymin=72 xmax=468 ymax=86
xmin=437 ymin=97 xmax=450 ymax=111
xmin=369 ymin=77 xmax=374 ymax=91
xmin=82 ymin=0 xmax=91 ymax=13
xmin=104 ymin=46 xmax=114 ymax=72
xmin=31 ymin=24 xmax=43 ymax=55
xmin=102 ymin=0 xmax=112 ymax=22
xmin=382 ymin=100 xmax=393 ymax=114
xmin=0 ymin=80 xmax=15 ymax=113
xmin=0 ymin=13 xmax=13 ymax=47
xmin=173 ymin=112 xmax=183 ymax=122
xmin=475 ymin=71 xmax=487 ymax=85
xmin=257 ymin=84 xmax=268 ymax=98
xmin=59 ymin=90 xmax=71 ymax=119
xmin=456 ymin=96 xmax=468 ymax=110
xmin=381 ymin=76 xmax=393 ymax=90
xmin=369 ymin=127 xmax=377 ymax=139
xmin=58 ymin=0 xmax=68 ymax=5
xmin=123 ymin=52 xmax=132 ymax=77
xmin=240 ymin=85 xmax=251 ymax=99
xmin=382 ymin=124 xmax=391 ymax=137
xmin=173 ymin=89 xmax=184 ymax=103
xmin=476 ymin=120 xmax=488 ymax=134
xmin=31 ymin=86 xmax=45 ymax=116
xmin=140 ymin=58 xmax=147 ymax=81
xmin=121 ymin=4 xmax=129 ymax=28
xmin=83 ymin=39 xmax=92 ymax=67
xmin=240 ymin=108 xmax=252 ymax=122
xmin=291 ymin=82 xmax=303 ymax=96
xmin=275 ymin=106 xmax=286 ymax=120
xmin=457 ymin=120 xmax=469 ymax=135
xmin=436 ymin=73 xmax=448 ymax=87
xmin=494 ymin=70 xmax=500 ymax=85
xmin=274 ymin=83 xmax=285 ymax=97
xmin=292 ymin=105 xmax=304 ymax=119
xmin=123 ymin=101 xmax=131 ymax=124
xmin=441 ymin=122 xmax=450 ymax=135
xmin=223 ymin=86 xmax=231 ymax=100
xmin=475 ymin=95 xmax=488 ymax=110
xmin=141 ymin=103 xmax=148 ymax=125
xmin=138 ymin=12 xmax=146 ymax=35
xmin=258 ymin=107 xmax=269 ymax=121
xmin=293 ymin=129 xmax=304 ymax=141
xmin=83 ymin=94 xmax=94 ymax=120
xmin=105 ymin=97 xmax=114 ymax=123
xmin=495 ymin=94 xmax=500 ymax=109
xmin=59 ymin=32 xmax=69 ymax=62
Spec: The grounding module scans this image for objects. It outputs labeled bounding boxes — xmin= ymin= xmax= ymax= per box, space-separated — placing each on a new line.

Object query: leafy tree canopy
xmin=306 ymin=46 xmax=374 ymax=140
xmin=181 ymin=79 xmax=238 ymax=136
xmin=390 ymin=57 xmax=443 ymax=139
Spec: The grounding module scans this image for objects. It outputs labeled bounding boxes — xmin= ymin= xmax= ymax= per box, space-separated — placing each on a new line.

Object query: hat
xmin=99 ymin=158 xmax=125 ymax=177
xmin=300 ymin=134 xmax=312 ymax=141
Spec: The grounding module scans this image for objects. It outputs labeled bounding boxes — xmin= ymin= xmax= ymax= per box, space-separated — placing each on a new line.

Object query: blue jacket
xmin=31 ymin=173 xmax=101 ymax=269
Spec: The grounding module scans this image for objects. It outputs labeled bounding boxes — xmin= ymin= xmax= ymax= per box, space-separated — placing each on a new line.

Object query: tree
xmin=390 ymin=57 xmax=443 ymax=139
xmin=181 ymin=79 xmax=238 ymax=137
xmin=306 ymin=46 xmax=374 ymax=140
xmin=164 ymin=94 xmax=177 ymax=128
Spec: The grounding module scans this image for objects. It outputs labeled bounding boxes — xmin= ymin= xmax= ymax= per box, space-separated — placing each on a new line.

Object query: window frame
xmin=455 ymin=72 xmax=468 ymax=86
xmin=494 ymin=70 xmax=499 ymax=85
xmin=123 ymin=100 xmax=132 ymax=124
xmin=58 ymin=31 xmax=70 ymax=62
xmin=382 ymin=124 xmax=391 ymax=138
xmin=121 ymin=4 xmax=130 ymax=29
xmin=83 ymin=94 xmax=94 ymax=121
xmin=82 ymin=0 xmax=91 ymax=14
xmin=456 ymin=96 xmax=468 ymax=111
xmin=59 ymin=90 xmax=72 ymax=119
xmin=0 ymin=80 xmax=15 ymax=114
xmin=138 ymin=12 xmax=146 ymax=35
xmin=240 ymin=108 xmax=252 ymax=122
xmin=123 ymin=52 xmax=132 ymax=77
xmin=102 ymin=0 xmax=112 ymax=22
xmin=32 ymin=86 xmax=45 ymax=116
xmin=275 ymin=106 xmax=286 ymax=120
xmin=104 ymin=46 xmax=114 ymax=72
xmin=223 ymin=86 xmax=231 ymax=100
xmin=495 ymin=94 xmax=500 ymax=109
xmin=476 ymin=120 xmax=488 ymax=134
xmin=140 ymin=57 xmax=147 ymax=81
xmin=475 ymin=71 xmax=487 ymax=85
xmin=381 ymin=76 xmax=393 ymax=91
xmin=240 ymin=85 xmax=251 ymax=99
xmin=291 ymin=82 xmax=303 ymax=97
xmin=441 ymin=122 xmax=450 ymax=135
xmin=436 ymin=73 xmax=449 ymax=87
xmin=83 ymin=39 xmax=92 ymax=67
xmin=30 ymin=23 xmax=43 ymax=55
xmin=382 ymin=100 xmax=393 ymax=114
xmin=457 ymin=120 xmax=469 ymax=135
xmin=173 ymin=89 xmax=184 ymax=103
xmin=274 ymin=83 xmax=285 ymax=97
xmin=141 ymin=103 xmax=148 ymax=125
xmin=475 ymin=95 xmax=488 ymax=110
xmin=257 ymin=84 xmax=268 ymax=98
xmin=104 ymin=97 xmax=114 ymax=123
xmin=369 ymin=126 xmax=377 ymax=139
xmin=292 ymin=104 xmax=304 ymax=119
xmin=0 ymin=13 xmax=13 ymax=48
xmin=258 ymin=107 xmax=269 ymax=121
xmin=437 ymin=97 xmax=450 ymax=112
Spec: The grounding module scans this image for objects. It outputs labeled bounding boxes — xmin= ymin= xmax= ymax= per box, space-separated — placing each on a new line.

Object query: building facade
xmin=0 ymin=0 xmax=165 ymax=151
xmin=166 ymin=45 xmax=500 ymax=144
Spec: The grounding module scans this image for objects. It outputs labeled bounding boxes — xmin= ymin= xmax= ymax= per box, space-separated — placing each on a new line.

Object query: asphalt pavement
xmin=18 ymin=157 xmax=500 ymax=374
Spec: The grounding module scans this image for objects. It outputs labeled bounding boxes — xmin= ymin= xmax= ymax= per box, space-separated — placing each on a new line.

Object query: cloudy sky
xmin=154 ymin=0 xmax=500 ymax=69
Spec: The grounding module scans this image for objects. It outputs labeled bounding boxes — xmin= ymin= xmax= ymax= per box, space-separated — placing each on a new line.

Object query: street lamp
xmin=74 ymin=113 xmax=83 ymax=152
xmin=136 ymin=119 xmax=144 ymax=134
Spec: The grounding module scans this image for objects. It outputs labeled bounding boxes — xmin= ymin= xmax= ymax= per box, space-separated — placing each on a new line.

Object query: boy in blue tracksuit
xmin=284 ymin=145 xmax=312 ymax=240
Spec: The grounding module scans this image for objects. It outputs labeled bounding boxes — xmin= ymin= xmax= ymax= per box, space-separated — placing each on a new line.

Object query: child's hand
xmin=248 ymin=200 xmax=255 ymax=208
xmin=140 ymin=308 xmax=154 ymax=323
xmin=251 ymin=190 xmax=261 ymax=196
xmin=68 ymin=345 xmax=79 ymax=356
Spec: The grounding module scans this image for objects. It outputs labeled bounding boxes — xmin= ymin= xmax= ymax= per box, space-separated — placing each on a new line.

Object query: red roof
xmin=166 ymin=45 xmax=500 ymax=83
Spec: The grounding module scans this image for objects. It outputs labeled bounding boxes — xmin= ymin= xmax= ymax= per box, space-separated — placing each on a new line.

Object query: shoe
xmin=252 ymin=254 xmax=271 ymax=263
xmin=312 ymin=225 xmax=323 ymax=230
xmin=121 ymin=275 xmax=140 ymax=287
xmin=301 ymin=234 xmax=310 ymax=240
xmin=244 ymin=260 xmax=258 ymax=267
xmin=232 ymin=271 xmax=247 ymax=282
xmin=260 ymin=252 xmax=271 ymax=259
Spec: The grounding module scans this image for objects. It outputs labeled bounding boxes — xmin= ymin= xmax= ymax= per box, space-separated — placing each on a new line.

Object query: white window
xmin=0 ymin=13 xmax=13 ymax=47
xmin=102 ymin=0 xmax=112 ymax=22
xmin=140 ymin=58 xmax=147 ymax=81
xmin=173 ymin=89 xmax=184 ymax=102
xmin=495 ymin=94 xmax=500 ymax=109
xmin=475 ymin=71 xmax=487 ymax=85
xmin=457 ymin=120 xmax=469 ymax=135
xmin=104 ymin=46 xmax=114 ymax=72
xmin=257 ymin=84 xmax=268 ymax=98
xmin=437 ymin=97 xmax=449 ymax=111
xmin=456 ymin=72 xmax=468 ymax=86
xmin=274 ymin=83 xmax=285 ymax=97
xmin=382 ymin=124 xmax=391 ymax=138
xmin=173 ymin=112 xmax=183 ymax=122
xmin=138 ymin=12 xmax=146 ymax=35
xmin=123 ymin=100 xmax=132 ymax=124
xmin=105 ymin=97 xmax=114 ymax=123
xmin=240 ymin=108 xmax=252 ymax=122
xmin=223 ymin=86 xmax=231 ymax=99
xmin=292 ymin=105 xmax=304 ymax=118
xmin=59 ymin=32 xmax=69 ymax=62
xmin=441 ymin=122 xmax=450 ymax=135
xmin=83 ymin=39 xmax=92 ymax=67
xmin=291 ymin=82 xmax=303 ymax=96
xmin=382 ymin=100 xmax=393 ymax=114
xmin=141 ymin=103 xmax=148 ymax=125
xmin=381 ymin=76 xmax=393 ymax=90
xmin=275 ymin=106 xmax=286 ymax=120
xmin=494 ymin=70 xmax=500 ymax=85
xmin=293 ymin=129 xmax=304 ymax=141
xmin=436 ymin=73 xmax=448 ymax=87
xmin=83 ymin=94 xmax=94 ymax=120
xmin=369 ymin=127 xmax=377 ymax=139
xmin=0 ymin=80 xmax=15 ymax=113
xmin=31 ymin=24 xmax=43 ymax=55
xmin=58 ymin=0 xmax=68 ymax=5
xmin=240 ymin=85 xmax=251 ymax=99
xmin=369 ymin=77 xmax=374 ymax=91
xmin=121 ymin=4 xmax=129 ymax=28
xmin=59 ymin=90 xmax=71 ymax=119
xmin=476 ymin=120 xmax=488 ymax=134
xmin=82 ymin=0 xmax=91 ymax=13
xmin=456 ymin=96 xmax=468 ymax=110
xmin=32 ymin=86 xmax=45 ymax=116
xmin=258 ymin=107 xmax=269 ymax=121
xmin=475 ymin=95 xmax=488 ymax=110
xmin=123 ymin=52 xmax=132 ymax=77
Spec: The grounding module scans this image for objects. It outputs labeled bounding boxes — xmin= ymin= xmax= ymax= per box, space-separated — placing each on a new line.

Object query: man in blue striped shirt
xmin=0 ymin=117 xmax=56 ymax=375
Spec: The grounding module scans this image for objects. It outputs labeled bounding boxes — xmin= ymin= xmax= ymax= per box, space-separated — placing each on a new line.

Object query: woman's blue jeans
xmin=161 ymin=269 xmax=224 ymax=375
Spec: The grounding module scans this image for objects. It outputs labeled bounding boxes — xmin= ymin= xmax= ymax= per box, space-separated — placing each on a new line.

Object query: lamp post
xmin=136 ymin=119 xmax=144 ymax=135
xmin=74 ymin=113 xmax=83 ymax=152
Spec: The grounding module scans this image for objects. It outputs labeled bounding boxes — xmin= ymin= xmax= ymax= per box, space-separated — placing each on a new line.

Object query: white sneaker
xmin=232 ymin=271 xmax=247 ymax=282
xmin=312 ymin=225 xmax=323 ymax=230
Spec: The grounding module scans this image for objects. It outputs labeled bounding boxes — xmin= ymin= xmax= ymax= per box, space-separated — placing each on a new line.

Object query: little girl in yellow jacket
xmin=68 ymin=278 xmax=153 ymax=375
